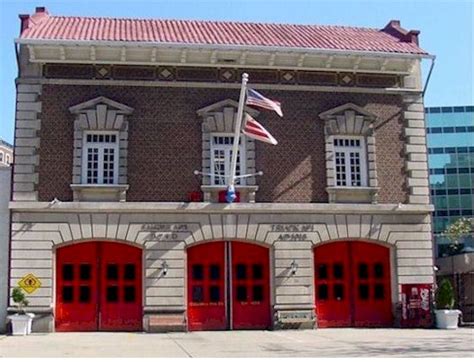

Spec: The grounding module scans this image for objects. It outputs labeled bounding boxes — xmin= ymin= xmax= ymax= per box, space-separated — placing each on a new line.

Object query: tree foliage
xmin=435 ymin=278 xmax=455 ymax=310
xmin=12 ymin=287 xmax=29 ymax=314
xmin=443 ymin=217 xmax=472 ymax=243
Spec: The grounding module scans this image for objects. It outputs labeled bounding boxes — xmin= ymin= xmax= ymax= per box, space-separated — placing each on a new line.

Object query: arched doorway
xmin=56 ymin=241 xmax=142 ymax=331
xmin=314 ymin=241 xmax=392 ymax=327
xmin=187 ymin=241 xmax=271 ymax=331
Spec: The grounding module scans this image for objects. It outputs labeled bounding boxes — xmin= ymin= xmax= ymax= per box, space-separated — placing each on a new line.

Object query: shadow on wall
xmin=255 ymin=91 xmax=406 ymax=203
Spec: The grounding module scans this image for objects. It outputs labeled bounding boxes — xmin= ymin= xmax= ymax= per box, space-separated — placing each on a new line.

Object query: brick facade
xmin=38 ymin=83 xmax=407 ymax=203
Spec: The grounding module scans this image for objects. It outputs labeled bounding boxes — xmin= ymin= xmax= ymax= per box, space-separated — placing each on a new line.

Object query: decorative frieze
xmin=43 ymin=64 xmax=402 ymax=88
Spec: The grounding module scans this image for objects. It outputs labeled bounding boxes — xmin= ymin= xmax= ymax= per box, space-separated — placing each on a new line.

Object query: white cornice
xmin=16 ymin=38 xmax=433 ymax=75
xmin=16 ymin=38 xmax=434 ymax=59
xmin=9 ymin=201 xmax=434 ymax=214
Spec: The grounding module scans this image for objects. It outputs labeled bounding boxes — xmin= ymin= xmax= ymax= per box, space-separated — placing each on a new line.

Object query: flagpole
xmin=226 ymin=72 xmax=248 ymax=203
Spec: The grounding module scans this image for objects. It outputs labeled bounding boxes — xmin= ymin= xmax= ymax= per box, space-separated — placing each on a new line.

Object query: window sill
xmin=70 ymin=184 xmax=129 ymax=202
xmin=326 ymin=186 xmax=379 ymax=204
xmin=201 ymin=185 xmax=259 ymax=203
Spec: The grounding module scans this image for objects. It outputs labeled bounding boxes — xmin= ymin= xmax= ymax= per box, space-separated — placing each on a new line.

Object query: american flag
xmin=242 ymin=114 xmax=278 ymax=145
xmin=246 ymin=88 xmax=283 ymax=117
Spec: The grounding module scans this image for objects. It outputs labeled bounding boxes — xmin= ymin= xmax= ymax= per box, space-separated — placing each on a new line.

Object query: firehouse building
xmin=9 ymin=7 xmax=435 ymax=332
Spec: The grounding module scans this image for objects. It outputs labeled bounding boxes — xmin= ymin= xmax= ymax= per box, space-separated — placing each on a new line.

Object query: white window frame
xmin=0 ymin=151 xmax=3 ymax=163
xmin=332 ymin=135 xmax=368 ymax=187
xmin=81 ymin=130 xmax=119 ymax=185
xmin=210 ymin=133 xmax=246 ymax=186
xmin=5 ymin=154 xmax=10 ymax=165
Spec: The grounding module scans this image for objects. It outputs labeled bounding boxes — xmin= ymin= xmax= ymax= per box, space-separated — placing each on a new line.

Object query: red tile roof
xmin=18 ymin=8 xmax=428 ymax=55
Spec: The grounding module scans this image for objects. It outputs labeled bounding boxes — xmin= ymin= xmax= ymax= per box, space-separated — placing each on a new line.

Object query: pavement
xmin=0 ymin=328 xmax=473 ymax=358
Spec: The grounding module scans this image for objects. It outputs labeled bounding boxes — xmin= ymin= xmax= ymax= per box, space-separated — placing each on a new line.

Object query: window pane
xmin=209 ymin=264 xmax=220 ymax=280
xmin=86 ymin=147 xmax=99 ymax=184
xmin=317 ymin=284 xmax=328 ymax=300
xmin=62 ymin=286 xmax=74 ymax=303
xmin=211 ymin=135 xmax=244 ymax=186
xmin=335 ymin=151 xmax=347 ymax=186
xmin=333 ymin=263 xmax=344 ymax=279
xmin=79 ymin=286 xmax=90 ymax=303
xmin=317 ymin=264 xmax=328 ymax=279
xmin=358 ymin=263 xmax=369 ymax=279
xmin=107 ymin=264 xmax=119 ymax=280
xmin=63 ymin=264 xmax=74 ymax=281
xmin=236 ymin=286 xmax=247 ymax=301
xmin=209 ymin=286 xmax=220 ymax=302
xmin=124 ymin=264 xmax=136 ymax=280
xmin=349 ymin=152 xmax=361 ymax=186
xmin=106 ymin=286 xmax=119 ymax=302
xmin=124 ymin=286 xmax=135 ymax=302
xmin=253 ymin=285 xmax=264 ymax=302
xmin=334 ymin=284 xmax=344 ymax=301
xmin=192 ymin=286 xmax=204 ymax=303
xmin=374 ymin=284 xmax=385 ymax=300
xmin=79 ymin=264 xmax=91 ymax=281
xmin=358 ymin=284 xmax=370 ymax=300
xmin=374 ymin=263 xmax=384 ymax=279
xmin=192 ymin=265 xmax=204 ymax=280
xmin=252 ymin=264 xmax=263 ymax=280
xmin=236 ymin=264 xmax=247 ymax=280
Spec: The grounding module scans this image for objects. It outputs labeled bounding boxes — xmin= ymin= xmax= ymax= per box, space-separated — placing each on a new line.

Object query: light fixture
xmin=161 ymin=260 xmax=169 ymax=276
xmin=290 ymin=260 xmax=298 ymax=275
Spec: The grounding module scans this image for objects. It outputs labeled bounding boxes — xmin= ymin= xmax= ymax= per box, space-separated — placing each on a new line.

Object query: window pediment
xmin=69 ymin=96 xmax=134 ymax=114
xmin=69 ymin=96 xmax=133 ymax=131
xmin=196 ymin=99 xmax=259 ymax=118
xmin=319 ymin=103 xmax=377 ymax=136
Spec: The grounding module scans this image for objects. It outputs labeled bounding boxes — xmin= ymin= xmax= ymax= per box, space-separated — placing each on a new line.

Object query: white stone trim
xmin=69 ymin=97 xmax=133 ymax=200
xmin=9 ymin=201 xmax=434 ymax=214
xmin=319 ymin=103 xmax=379 ymax=203
xmin=9 ymin=209 xmax=434 ymax=331
xmin=402 ymin=94 xmax=430 ymax=204
xmin=13 ymin=82 xmax=42 ymax=201
xmin=198 ymin=99 xmax=258 ymax=200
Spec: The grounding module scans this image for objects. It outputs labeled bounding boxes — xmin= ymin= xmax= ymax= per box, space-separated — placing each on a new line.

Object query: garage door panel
xmin=187 ymin=242 xmax=227 ymax=331
xmin=314 ymin=241 xmax=392 ymax=328
xmin=55 ymin=242 xmax=142 ymax=332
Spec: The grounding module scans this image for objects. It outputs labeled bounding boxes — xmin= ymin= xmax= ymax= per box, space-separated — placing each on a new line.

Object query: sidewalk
xmin=0 ymin=328 xmax=473 ymax=358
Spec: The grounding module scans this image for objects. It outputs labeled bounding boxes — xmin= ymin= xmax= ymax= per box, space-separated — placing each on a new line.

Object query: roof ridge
xmin=46 ymin=14 xmax=381 ymax=32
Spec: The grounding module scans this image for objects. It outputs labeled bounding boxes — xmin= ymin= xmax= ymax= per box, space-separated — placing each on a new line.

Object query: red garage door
xmin=187 ymin=241 xmax=271 ymax=331
xmin=56 ymin=242 xmax=142 ymax=332
xmin=314 ymin=241 xmax=392 ymax=328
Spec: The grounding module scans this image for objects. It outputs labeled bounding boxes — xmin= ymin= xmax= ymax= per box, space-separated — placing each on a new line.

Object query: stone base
xmin=274 ymin=309 xmax=315 ymax=330
xmin=144 ymin=313 xmax=187 ymax=333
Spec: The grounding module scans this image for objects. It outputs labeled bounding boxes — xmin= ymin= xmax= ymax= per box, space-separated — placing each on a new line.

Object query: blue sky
xmin=0 ymin=0 xmax=472 ymax=144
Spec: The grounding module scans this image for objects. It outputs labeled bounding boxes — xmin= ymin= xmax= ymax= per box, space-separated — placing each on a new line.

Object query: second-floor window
xmin=6 ymin=154 xmax=10 ymax=165
xmin=333 ymin=136 xmax=367 ymax=187
xmin=210 ymin=134 xmax=246 ymax=186
xmin=82 ymin=132 xmax=119 ymax=185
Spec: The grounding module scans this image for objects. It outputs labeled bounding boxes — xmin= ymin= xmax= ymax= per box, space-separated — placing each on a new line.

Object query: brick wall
xmin=38 ymin=84 xmax=407 ymax=203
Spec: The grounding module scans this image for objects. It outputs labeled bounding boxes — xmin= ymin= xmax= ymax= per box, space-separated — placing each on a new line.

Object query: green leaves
xmin=435 ymin=278 xmax=455 ymax=310
xmin=11 ymin=287 xmax=29 ymax=313
xmin=443 ymin=217 xmax=472 ymax=244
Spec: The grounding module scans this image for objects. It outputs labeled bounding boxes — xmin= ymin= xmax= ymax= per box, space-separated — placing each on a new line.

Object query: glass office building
xmin=426 ymin=105 xmax=474 ymax=257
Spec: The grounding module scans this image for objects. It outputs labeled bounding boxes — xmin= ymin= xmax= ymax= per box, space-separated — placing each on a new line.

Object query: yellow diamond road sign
xmin=18 ymin=274 xmax=42 ymax=294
